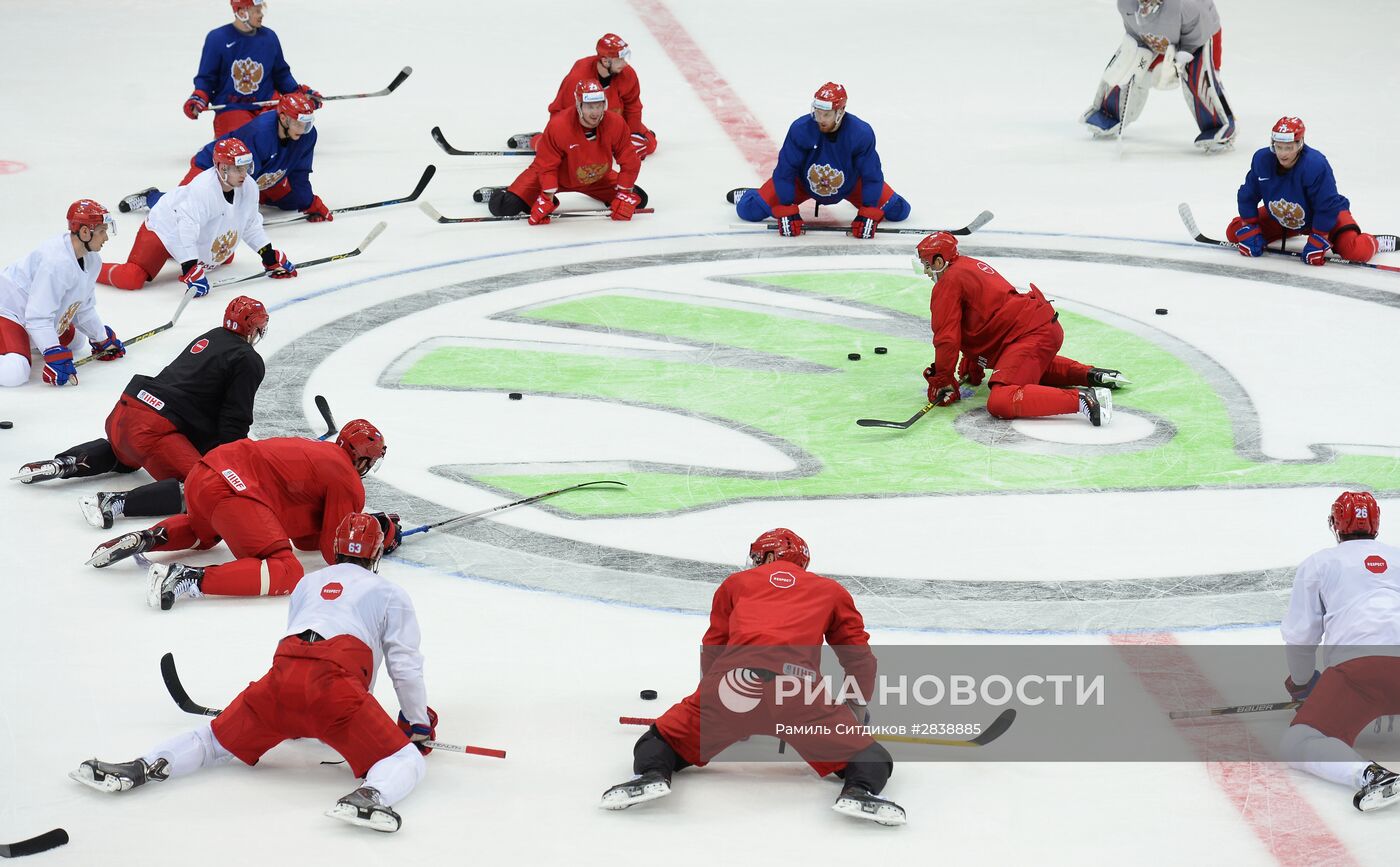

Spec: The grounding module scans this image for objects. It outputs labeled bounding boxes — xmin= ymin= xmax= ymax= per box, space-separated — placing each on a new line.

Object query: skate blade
xmin=600 ymin=780 xmax=671 ymax=810
xmin=80 ymin=496 xmax=114 ymax=529
xmin=86 ymin=534 xmax=141 ymax=568
xmin=68 ymin=766 xmax=127 ymax=793
xmin=146 ymin=564 xmax=174 ymax=610
xmin=1097 ymin=388 xmax=1114 ymax=427
xmin=325 ymin=803 xmax=400 ymax=832
xmin=832 ymin=797 xmax=907 ymax=826
xmin=12 ymin=464 xmax=56 ymax=484
xmin=1356 ymin=781 xmax=1400 ymax=812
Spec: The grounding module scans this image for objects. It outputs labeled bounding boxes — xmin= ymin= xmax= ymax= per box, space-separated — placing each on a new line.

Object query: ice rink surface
xmin=4 ymin=1 xmax=1400 ymax=863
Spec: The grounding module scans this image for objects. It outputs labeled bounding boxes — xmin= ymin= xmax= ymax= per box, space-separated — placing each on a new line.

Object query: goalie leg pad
xmin=1084 ymin=34 xmax=1154 ymax=134
xmin=1181 ymin=31 xmax=1235 ymax=146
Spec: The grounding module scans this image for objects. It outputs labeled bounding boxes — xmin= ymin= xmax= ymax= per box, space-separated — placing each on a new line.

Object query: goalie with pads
xmin=1081 ymin=0 xmax=1236 ymax=151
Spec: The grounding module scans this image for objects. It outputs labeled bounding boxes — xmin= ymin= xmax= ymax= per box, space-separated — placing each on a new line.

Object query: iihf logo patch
xmin=1365 ymin=555 xmax=1388 ymax=574
xmin=190 ymin=339 xmax=209 ymax=354
xmin=136 ymin=389 xmax=165 ymax=410
xmin=220 ymin=468 xmax=248 ymax=492
xmin=230 ymin=58 xmax=265 ymax=95
xmin=1268 ymin=199 xmax=1307 ymax=230
xmin=321 ymin=582 xmax=344 ymax=600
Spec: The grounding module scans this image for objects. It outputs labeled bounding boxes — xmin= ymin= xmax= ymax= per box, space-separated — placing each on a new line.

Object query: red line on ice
xmin=625 ymin=0 xmax=775 ymax=179
xmin=1111 ymin=633 xmax=1356 ymax=867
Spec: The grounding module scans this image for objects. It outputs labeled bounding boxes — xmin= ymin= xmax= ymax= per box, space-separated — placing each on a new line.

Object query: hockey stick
xmin=1178 ymin=202 xmax=1400 ymax=274
xmin=159 ymin=652 xmax=505 ymax=757
xmin=417 ymin=200 xmax=652 ymax=225
xmin=314 ymin=394 xmax=337 ymax=441
xmin=209 ymin=66 xmax=413 ymax=110
xmin=856 ymin=379 xmax=971 ymax=429
xmin=1167 ymin=699 xmax=1301 ymax=720
xmin=0 ymin=829 xmax=69 ymax=859
xmin=619 ymin=708 xmax=1017 ymax=748
xmin=430 ymin=126 xmax=535 ymax=157
xmin=263 ymin=165 xmax=437 ymax=227
xmin=75 ymin=285 xmax=199 ymax=367
xmin=209 ymin=221 xmax=387 ymax=289
xmin=765 ymin=210 xmax=995 ymax=238
xmin=399 ymin=479 xmax=628 ymax=538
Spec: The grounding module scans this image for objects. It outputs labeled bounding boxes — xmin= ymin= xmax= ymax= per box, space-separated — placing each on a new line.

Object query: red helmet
xmin=231 ymin=0 xmax=264 ymax=12
xmin=917 ymin=232 xmax=959 ymax=268
xmin=812 ymin=82 xmax=848 ymax=113
xmin=213 ymin=137 xmax=254 ymax=169
xmin=336 ymin=418 xmax=387 ymax=476
xmin=596 ymin=33 xmax=631 ymax=61
xmin=1330 ymin=491 xmax=1380 ymax=537
xmin=276 ymin=92 xmax=316 ymax=127
xmin=223 ymin=295 xmax=269 ymax=340
xmin=749 ymin=528 xmax=810 ymax=570
xmin=334 ymin=512 xmax=385 ymax=565
xmin=67 ymin=199 xmax=113 ymax=235
xmin=575 ymin=79 xmax=608 ymax=110
xmin=1272 ymin=116 xmax=1305 ymax=144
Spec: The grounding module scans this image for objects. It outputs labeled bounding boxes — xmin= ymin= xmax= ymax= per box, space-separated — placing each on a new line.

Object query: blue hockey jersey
xmin=772 ymin=112 xmax=884 ymax=207
xmin=1237 ymin=145 xmax=1351 ymax=235
xmin=192 ymin=111 xmax=318 ymax=211
xmin=193 ymin=23 xmax=299 ymax=112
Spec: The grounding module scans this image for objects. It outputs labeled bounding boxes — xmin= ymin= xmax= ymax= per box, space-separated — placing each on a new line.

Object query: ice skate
xmin=1087 ymin=367 xmax=1132 ymax=389
xmin=599 ymin=770 xmax=672 ymax=810
xmin=87 ymin=526 xmax=165 ymax=568
xmin=69 ymin=757 xmax=168 ymax=793
xmin=1376 ymin=235 xmax=1398 ymax=254
xmin=80 ymin=491 xmax=125 ymax=529
xmin=726 ymin=187 xmax=755 ymax=205
xmin=473 ymin=186 xmax=504 ymax=204
xmin=326 ymin=786 xmax=401 ymax=832
xmin=118 ymin=187 xmax=157 ymax=214
xmin=147 ymin=562 xmax=205 ymax=610
xmin=506 ymin=132 xmax=540 ymax=150
xmin=13 ymin=456 xmax=77 ymax=484
xmin=1354 ymin=763 xmax=1400 ymax=812
xmin=832 ymin=784 xmax=906 ymax=826
xmin=1078 ymin=387 xmax=1113 ymax=427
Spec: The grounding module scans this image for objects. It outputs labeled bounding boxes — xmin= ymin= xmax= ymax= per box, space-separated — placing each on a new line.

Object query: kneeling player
xmin=70 ymin=513 xmax=435 ymax=834
xmin=600 ymin=529 xmax=906 ymax=826
xmin=1227 ymin=117 xmax=1396 ymax=266
xmin=1279 ymin=492 xmax=1400 ymax=812
xmin=98 ymin=138 xmax=296 ymax=293
xmin=917 ymin=233 xmax=1127 ymax=427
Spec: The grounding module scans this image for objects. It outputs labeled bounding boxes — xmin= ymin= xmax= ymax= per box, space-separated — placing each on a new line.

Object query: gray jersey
xmin=1116 ymin=0 xmax=1221 ymax=54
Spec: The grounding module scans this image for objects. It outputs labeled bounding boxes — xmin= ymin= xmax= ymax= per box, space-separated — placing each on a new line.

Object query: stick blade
xmin=387 ymin=66 xmax=413 ymax=91
xmin=417 ymin=200 xmax=448 ymax=223
xmin=314 ymin=394 xmax=337 ymax=439
xmin=855 ymin=418 xmax=914 ymax=429
xmin=970 ymin=708 xmax=1017 ymax=745
xmin=0 ymin=829 xmax=69 ymax=858
xmin=406 ymin=164 xmax=436 ymax=201
xmin=357 ymin=221 xmax=388 ymax=253
xmin=959 ymin=209 xmax=995 ymax=234
xmin=1177 ymin=202 xmax=1200 ymax=237
xmin=159 ymin=652 xmax=215 ymax=716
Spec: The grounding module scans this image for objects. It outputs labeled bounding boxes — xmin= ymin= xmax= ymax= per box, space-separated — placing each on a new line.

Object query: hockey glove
xmin=1285 ymin=670 xmax=1320 ymax=702
xmin=610 ymin=188 xmax=642 ymax=222
xmin=924 ymin=367 xmax=960 ymax=406
xmin=259 ymin=244 xmax=297 ymax=278
xmin=301 ymin=195 xmax=333 ymax=222
xmin=42 ymin=345 xmax=77 ymax=387
xmin=851 ymin=206 xmax=884 ymax=240
xmin=1233 ymin=217 xmax=1265 ymax=257
xmin=372 ymin=511 xmax=402 ymax=555
xmin=398 ymin=707 xmax=439 ymax=755
xmin=296 ymin=84 xmax=325 ymax=109
xmin=180 ymin=261 xmax=210 ymax=298
xmin=772 ymin=203 xmax=804 ymax=237
xmin=1302 ymin=231 xmax=1331 ymax=266
xmin=88 ymin=326 xmax=126 ymax=361
xmin=957 ymin=354 xmax=985 ymax=387
xmin=183 ymin=90 xmax=209 ymax=120
xmin=528 ymin=192 xmax=558 ymax=225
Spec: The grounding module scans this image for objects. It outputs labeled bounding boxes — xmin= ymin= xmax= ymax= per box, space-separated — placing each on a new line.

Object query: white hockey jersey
xmin=0 ymin=231 xmax=106 ymax=350
xmin=1282 ymin=538 xmax=1400 ymax=678
xmin=1117 ymin=0 xmax=1221 ymax=54
xmin=145 ymin=168 xmax=271 ymax=269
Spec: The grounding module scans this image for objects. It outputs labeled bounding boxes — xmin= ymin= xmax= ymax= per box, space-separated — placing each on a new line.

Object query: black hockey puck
xmin=0 ymin=421 xmax=11 ymax=429
xmin=847 ymin=352 xmax=861 ymax=361
xmin=1155 ymin=308 xmax=1168 ymax=315
xmin=874 ymin=346 xmax=888 ymax=354
xmin=640 ymin=689 xmax=658 ymax=700
xmin=508 ymin=392 xmax=523 ymax=400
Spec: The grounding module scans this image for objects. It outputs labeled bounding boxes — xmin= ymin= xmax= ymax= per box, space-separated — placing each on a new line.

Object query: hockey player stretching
xmin=71 ymin=513 xmax=436 ymax=833
xmin=1279 ymin=492 xmax=1400 ymax=813
xmin=601 ymin=529 xmax=906 ymax=826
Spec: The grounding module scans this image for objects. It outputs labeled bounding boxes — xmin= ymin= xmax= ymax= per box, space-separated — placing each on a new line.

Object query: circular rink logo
xmin=259 ymin=242 xmax=1400 ymax=633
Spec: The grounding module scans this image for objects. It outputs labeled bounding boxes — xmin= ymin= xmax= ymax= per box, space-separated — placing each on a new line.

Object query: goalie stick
xmin=765 ymin=210 xmax=995 ymax=238
xmin=619 ymin=708 xmax=1017 ymax=748
xmin=209 ymin=66 xmax=413 ymax=110
xmin=209 ymin=221 xmax=386 ymax=290
xmin=417 ymin=200 xmax=652 ymax=225
xmin=75 ymin=284 xmax=198 ymax=366
xmin=400 ymin=480 xmax=627 ymax=538
xmin=314 ymin=394 xmax=337 ymax=441
xmin=159 ymin=652 xmax=506 ymax=758
xmin=1168 ymin=699 xmax=1302 ymax=720
xmin=1178 ymin=202 xmax=1400 ymax=274
xmin=0 ymin=830 xmax=69 ymax=859
xmin=264 ymin=165 xmax=436 ymax=226
xmin=430 ymin=126 xmax=534 ymax=157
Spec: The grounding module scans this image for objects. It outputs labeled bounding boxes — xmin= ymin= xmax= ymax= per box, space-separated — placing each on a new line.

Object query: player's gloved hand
xmin=88 ymin=326 xmax=126 ymax=361
xmin=42 ymin=345 xmax=77 ymax=387
xmin=925 ymin=366 xmax=960 ymax=406
xmin=851 ymin=206 xmax=884 ymax=239
xmin=371 ymin=511 xmax=402 ymax=555
xmin=1302 ymin=231 xmax=1331 ymax=266
xmin=398 ymin=707 xmax=439 ymax=755
xmin=183 ymin=90 xmax=210 ymax=120
xmin=1174 ymin=49 xmax=1195 ymax=75
xmin=1234 ymin=217 xmax=1264 ymax=258
xmin=180 ymin=261 xmax=211 ymax=298
xmin=528 ymin=192 xmax=558 ymax=225
xmin=957 ymin=354 xmax=985 ymax=387
xmin=301 ymin=196 xmax=333 ymax=222
xmin=772 ymin=203 xmax=804 ymax=238
xmin=610 ymin=188 xmax=642 ymax=222
xmin=259 ymin=244 xmax=297 ymax=278
xmin=296 ymin=84 xmax=325 ymax=109
xmin=1285 ymin=670 xmax=1320 ymax=702
xmin=630 ymin=132 xmax=651 ymax=159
